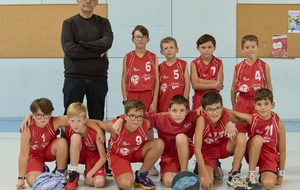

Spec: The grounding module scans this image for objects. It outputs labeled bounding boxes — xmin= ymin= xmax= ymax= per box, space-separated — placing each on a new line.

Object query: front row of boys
xmin=17 ymin=88 xmax=285 ymax=190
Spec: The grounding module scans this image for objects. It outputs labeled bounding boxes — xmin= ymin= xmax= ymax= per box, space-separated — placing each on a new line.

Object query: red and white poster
xmin=272 ymin=35 xmax=288 ymax=57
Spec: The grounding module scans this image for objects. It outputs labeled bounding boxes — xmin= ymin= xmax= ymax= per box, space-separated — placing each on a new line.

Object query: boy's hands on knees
xmin=85 ymin=172 xmax=93 ymax=185
xmin=20 ymin=115 xmax=32 ymax=132
xmin=225 ymin=122 xmax=238 ymax=141
xmin=112 ymin=118 xmax=124 ymax=135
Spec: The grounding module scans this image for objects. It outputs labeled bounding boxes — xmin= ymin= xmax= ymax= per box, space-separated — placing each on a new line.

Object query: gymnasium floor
xmin=1 ymin=120 xmax=299 ymax=190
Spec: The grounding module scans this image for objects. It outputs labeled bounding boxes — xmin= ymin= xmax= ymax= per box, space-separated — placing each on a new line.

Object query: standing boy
xmin=16 ymin=98 xmax=69 ymax=189
xmin=227 ymin=88 xmax=286 ymax=190
xmin=158 ymin=36 xmax=190 ymax=112
xmin=190 ymin=34 xmax=224 ymax=110
xmin=194 ymin=91 xmax=247 ymax=190
xmin=113 ymin=95 xmax=236 ymax=187
xmin=64 ymin=103 xmax=106 ymax=189
xmin=121 ymin=25 xmax=159 ymax=149
xmin=231 ymin=35 xmax=273 ymax=134
xmin=94 ymin=99 xmax=164 ymax=190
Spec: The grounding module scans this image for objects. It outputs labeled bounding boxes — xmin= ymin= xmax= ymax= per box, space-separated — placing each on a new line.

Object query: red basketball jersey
xmin=108 ymin=119 xmax=148 ymax=157
xmin=248 ymin=114 xmax=279 ymax=154
xmin=193 ymin=55 xmax=222 ymax=96
xmin=201 ymin=113 xmax=229 ymax=151
xmin=235 ymin=59 xmax=266 ymax=98
xmin=145 ymin=110 xmax=198 ymax=156
xmin=25 ymin=117 xmax=60 ymax=154
xmin=158 ymin=59 xmax=187 ymax=112
xmin=126 ymin=50 xmax=156 ymax=92
xmin=64 ymin=126 xmax=99 ymax=154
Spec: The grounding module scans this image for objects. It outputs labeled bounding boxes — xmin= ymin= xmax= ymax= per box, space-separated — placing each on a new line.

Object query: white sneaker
xmin=227 ymin=171 xmax=247 ymax=189
xmin=214 ymin=160 xmax=223 ymax=180
xmin=55 ymin=170 xmax=68 ymax=187
xmin=148 ymin=165 xmax=159 ymax=176
xmin=246 ymin=173 xmax=260 ymax=189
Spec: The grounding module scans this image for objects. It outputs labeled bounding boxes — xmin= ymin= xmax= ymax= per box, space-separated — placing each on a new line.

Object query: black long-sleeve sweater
xmin=61 ymin=14 xmax=113 ymax=80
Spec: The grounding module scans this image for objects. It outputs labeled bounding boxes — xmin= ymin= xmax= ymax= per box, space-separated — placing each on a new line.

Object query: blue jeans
xmin=63 ymin=77 xmax=108 ymax=120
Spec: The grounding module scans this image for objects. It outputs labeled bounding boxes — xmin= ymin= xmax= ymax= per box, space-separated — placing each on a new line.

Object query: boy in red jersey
xmin=64 ymin=102 xmax=106 ymax=189
xmin=231 ymin=35 xmax=273 ymax=134
xmin=16 ymin=98 xmax=69 ymax=189
xmin=113 ymin=95 xmax=237 ymax=188
xmin=157 ymin=36 xmax=190 ymax=112
xmin=190 ymin=34 xmax=224 ymax=110
xmin=194 ymin=91 xmax=247 ymax=190
xmin=17 ymin=98 xmax=105 ymax=189
xmin=93 ymin=99 xmax=164 ymax=190
xmin=227 ymin=88 xmax=286 ymax=190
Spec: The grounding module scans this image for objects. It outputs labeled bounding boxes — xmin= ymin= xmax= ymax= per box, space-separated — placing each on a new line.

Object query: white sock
xmin=248 ymin=170 xmax=255 ymax=177
xmin=71 ymin=165 xmax=78 ymax=172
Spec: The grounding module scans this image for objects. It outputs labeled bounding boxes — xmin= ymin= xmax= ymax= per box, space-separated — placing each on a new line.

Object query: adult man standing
xmin=61 ymin=0 xmax=113 ymax=175
xmin=61 ymin=0 xmax=113 ymax=121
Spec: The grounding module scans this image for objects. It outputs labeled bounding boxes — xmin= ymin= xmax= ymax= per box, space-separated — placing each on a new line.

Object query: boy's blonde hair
xmin=67 ymin=102 xmax=87 ymax=119
xmin=30 ymin=98 xmax=54 ymax=114
xmin=160 ymin=36 xmax=178 ymax=50
xmin=241 ymin=35 xmax=259 ymax=48
xmin=124 ymin=99 xmax=146 ymax=115
xmin=132 ymin=25 xmax=149 ymax=38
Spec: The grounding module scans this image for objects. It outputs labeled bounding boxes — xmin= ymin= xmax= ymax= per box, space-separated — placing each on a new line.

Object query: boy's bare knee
xmin=117 ymin=180 xmax=133 ymax=190
xmin=154 ymin=138 xmax=165 ymax=150
xmin=93 ymin=178 xmax=105 ymax=188
xmin=163 ymin=178 xmax=172 ymax=187
xmin=175 ymin=133 xmax=188 ymax=146
xmin=262 ymin=178 xmax=276 ymax=190
xmin=236 ymin=133 xmax=247 ymax=144
xmin=251 ymin=135 xmax=263 ymax=147
xmin=71 ymin=133 xmax=82 ymax=142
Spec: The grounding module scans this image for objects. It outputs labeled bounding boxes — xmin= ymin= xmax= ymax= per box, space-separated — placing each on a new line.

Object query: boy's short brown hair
xmin=125 ymin=99 xmax=146 ymax=115
xmin=255 ymin=88 xmax=273 ymax=103
xmin=196 ymin=34 xmax=216 ymax=47
xmin=67 ymin=102 xmax=88 ymax=119
xmin=169 ymin=95 xmax=188 ymax=110
xmin=201 ymin=91 xmax=223 ymax=109
xmin=160 ymin=36 xmax=178 ymax=50
xmin=241 ymin=35 xmax=259 ymax=48
xmin=30 ymin=98 xmax=54 ymax=114
xmin=132 ymin=25 xmax=149 ymax=38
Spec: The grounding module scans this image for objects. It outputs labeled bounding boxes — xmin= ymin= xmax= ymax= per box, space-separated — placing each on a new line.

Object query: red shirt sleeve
xmin=220 ymin=109 xmax=231 ymax=125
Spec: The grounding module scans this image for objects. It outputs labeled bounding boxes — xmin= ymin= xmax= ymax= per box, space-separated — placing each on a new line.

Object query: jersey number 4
xmin=255 ymin=70 xmax=261 ymax=81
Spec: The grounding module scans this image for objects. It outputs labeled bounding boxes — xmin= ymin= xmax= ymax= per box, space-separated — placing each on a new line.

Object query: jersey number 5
xmin=174 ymin=69 xmax=179 ymax=79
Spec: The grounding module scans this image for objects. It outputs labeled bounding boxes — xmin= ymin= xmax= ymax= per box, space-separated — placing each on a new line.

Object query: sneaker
xmin=148 ymin=165 xmax=159 ymax=176
xmin=227 ymin=171 xmax=247 ymax=189
xmin=55 ymin=170 xmax=68 ymax=187
xmin=134 ymin=170 xmax=156 ymax=189
xmin=214 ymin=160 xmax=223 ymax=180
xmin=43 ymin=164 xmax=50 ymax=173
xmin=193 ymin=162 xmax=198 ymax=175
xmin=65 ymin=171 xmax=79 ymax=190
xmin=246 ymin=173 xmax=260 ymax=189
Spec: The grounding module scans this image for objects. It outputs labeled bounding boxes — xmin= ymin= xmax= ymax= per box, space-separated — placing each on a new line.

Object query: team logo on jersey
xmin=131 ymin=75 xmax=140 ymax=85
xmin=162 ymin=75 xmax=169 ymax=79
xmin=133 ymin=67 xmax=140 ymax=72
xmin=243 ymin=77 xmax=250 ymax=81
xmin=171 ymin=82 xmax=180 ymax=89
xmin=120 ymin=148 xmax=130 ymax=156
xmin=183 ymin=123 xmax=191 ymax=128
xmin=239 ymin=84 xmax=249 ymax=92
xmin=255 ymin=129 xmax=262 ymax=134
xmin=161 ymin=83 xmax=167 ymax=92
xmin=143 ymin=74 xmax=151 ymax=81
xmin=204 ymin=138 xmax=214 ymax=144
xmin=122 ymin=142 xmax=130 ymax=146
xmin=202 ymin=73 xmax=208 ymax=78
xmin=84 ymin=142 xmax=96 ymax=151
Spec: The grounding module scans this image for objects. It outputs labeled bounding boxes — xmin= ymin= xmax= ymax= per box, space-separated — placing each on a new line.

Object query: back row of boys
xmin=16 ymin=24 xmax=285 ymax=190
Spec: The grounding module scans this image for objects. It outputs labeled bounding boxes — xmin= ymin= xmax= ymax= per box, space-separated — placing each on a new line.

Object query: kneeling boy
xmin=194 ymin=91 xmax=247 ymax=190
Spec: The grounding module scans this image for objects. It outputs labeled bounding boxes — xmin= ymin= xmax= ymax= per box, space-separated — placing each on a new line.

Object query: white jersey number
xmin=173 ymin=69 xmax=179 ymax=79
xmin=255 ymin=70 xmax=261 ymax=81
xmin=41 ymin=133 xmax=46 ymax=142
xmin=136 ymin=135 xmax=142 ymax=145
xmin=211 ymin=66 xmax=216 ymax=76
xmin=265 ymin=125 xmax=273 ymax=136
xmin=145 ymin=62 xmax=151 ymax=72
